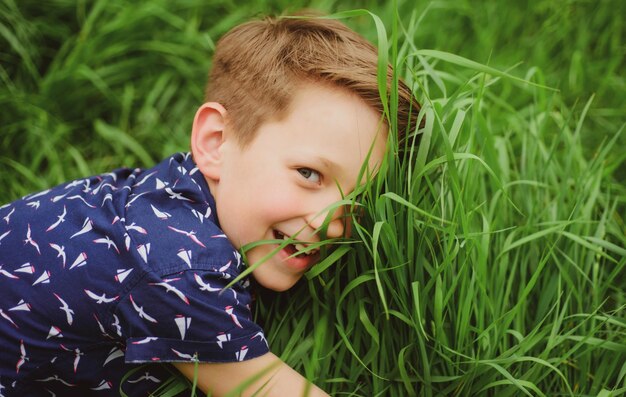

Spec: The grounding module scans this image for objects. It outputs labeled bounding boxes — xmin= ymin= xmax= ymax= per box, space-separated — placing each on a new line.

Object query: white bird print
xmin=101 ymin=193 xmax=113 ymax=206
xmin=49 ymin=243 xmax=66 ymax=268
xmin=26 ymin=200 xmax=40 ymax=210
xmin=91 ymin=182 xmax=117 ymax=195
xmin=225 ymin=306 xmax=243 ymax=328
xmin=46 ymin=326 xmax=63 ymax=339
xmin=0 ymin=230 xmax=11 ymax=244
xmin=73 ymin=349 xmax=84 ymax=373
xmin=177 ymin=165 xmax=187 ymax=175
xmin=16 ymin=340 xmax=28 ymax=373
xmin=235 ymin=345 xmax=248 ymax=362
xmin=84 ymin=289 xmax=119 ymax=304
xmin=175 ymin=316 xmax=192 ymax=340
xmin=53 ymin=293 xmax=74 ymax=325
xmin=155 ymin=178 xmax=169 ymax=189
xmin=132 ymin=337 xmax=158 ymax=344
xmin=127 ymin=372 xmax=161 ymax=383
xmin=137 ymin=243 xmax=150 ymax=263
xmin=14 ymin=262 xmax=35 ymax=274
xmin=129 ymin=294 xmax=157 ymax=323
xmin=9 ymin=299 xmax=31 ymax=312
xmin=234 ymin=250 xmax=242 ymax=267
xmin=124 ymin=232 xmax=131 ymax=251
xmin=70 ymin=218 xmax=92 ymax=239
xmin=25 ymin=188 xmax=51 ymax=200
xmin=150 ymin=204 xmax=171 ymax=220
xmin=125 ymin=192 xmax=148 ymax=208
xmin=66 ymin=195 xmax=96 ymax=208
xmin=51 ymin=191 xmax=71 ymax=202
xmin=191 ymin=208 xmax=211 ymax=223
xmin=216 ymin=333 xmax=231 ymax=349
xmin=101 ymin=172 xmax=117 ymax=182
xmin=60 ymin=344 xmax=83 ymax=373
xmin=46 ymin=206 xmax=67 ymax=233
xmin=0 ymin=309 xmax=18 ymax=328
xmin=194 ymin=274 xmax=221 ymax=292
xmin=125 ymin=223 xmax=147 ymax=234
xmin=132 ymin=171 xmax=157 ymax=188
xmin=32 ymin=271 xmax=51 ymax=286
xmin=93 ymin=236 xmax=120 ymax=254
xmin=191 ymin=209 xmax=204 ymax=223
xmin=24 ymin=224 xmax=41 ymax=254
xmin=3 ymin=207 xmax=15 ymax=224
xmin=201 ymin=206 xmax=212 ymax=219
xmin=82 ymin=179 xmax=92 ymax=193
xmin=64 ymin=179 xmax=85 ymax=189
xmin=69 ymin=252 xmax=87 ymax=270
xmin=219 ymin=260 xmax=232 ymax=273
xmin=35 ymin=375 xmax=75 ymax=386
xmin=104 ymin=347 xmax=124 ymax=366
xmin=0 ymin=265 xmax=19 ymax=279
xmin=165 ymin=187 xmax=192 ymax=202
xmin=251 ymin=332 xmax=268 ymax=348
xmin=114 ymin=268 xmax=133 ymax=283
xmin=90 ymin=380 xmax=112 ymax=390
xmin=170 ymin=348 xmax=197 ymax=361
xmin=177 ymin=249 xmax=192 ymax=268
xmin=167 ymin=226 xmax=206 ymax=248
xmin=111 ymin=314 xmax=122 ymax=337
xmin=149 ymin=281 xmax=189 ymax=304
xmin=227 ymin=288 xmax=239 ymax=304
xmin=93 ymin=314 xmax=108 ymax=336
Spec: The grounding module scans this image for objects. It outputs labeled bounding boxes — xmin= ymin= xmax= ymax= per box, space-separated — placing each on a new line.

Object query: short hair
xmin=206 ymin=12 xmax=420 ymax=147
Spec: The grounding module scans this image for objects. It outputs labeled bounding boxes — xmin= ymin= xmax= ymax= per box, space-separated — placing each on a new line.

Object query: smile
xmin=273 ymin=230 xmax=319 ymax=258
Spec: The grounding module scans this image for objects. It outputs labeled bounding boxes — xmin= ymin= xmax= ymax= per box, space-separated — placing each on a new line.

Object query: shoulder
xmin=122 ymin=153 xmax=239 ymax=276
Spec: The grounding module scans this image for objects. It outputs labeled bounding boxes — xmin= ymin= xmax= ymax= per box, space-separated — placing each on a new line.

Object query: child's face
xmin=196 ymin=84 xmax=386 ymax=291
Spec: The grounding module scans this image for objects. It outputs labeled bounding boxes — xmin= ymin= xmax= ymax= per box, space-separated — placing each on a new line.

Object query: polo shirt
xmin=0 ymin=152 xmax=269 ymax=396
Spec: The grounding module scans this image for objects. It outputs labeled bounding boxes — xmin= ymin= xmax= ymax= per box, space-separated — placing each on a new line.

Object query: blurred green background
xmin=1 ymin=0 xmax=624 ymax=200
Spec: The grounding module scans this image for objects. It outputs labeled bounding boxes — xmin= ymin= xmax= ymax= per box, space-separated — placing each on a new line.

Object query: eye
xmin=297 ymin=168 xmax=321 ymax=184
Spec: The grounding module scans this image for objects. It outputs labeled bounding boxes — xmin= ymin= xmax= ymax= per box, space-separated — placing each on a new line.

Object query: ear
xmin=191 ymin=102 xmax=227 ymax=182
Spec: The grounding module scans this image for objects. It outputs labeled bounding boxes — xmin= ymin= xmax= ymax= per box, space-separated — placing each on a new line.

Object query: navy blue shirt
xmin=0 ymin=153 xmax=269 ymax=396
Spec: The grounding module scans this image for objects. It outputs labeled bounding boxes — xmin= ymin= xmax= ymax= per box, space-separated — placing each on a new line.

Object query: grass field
xmin=1 ymin=0 xmax=625 ymax=396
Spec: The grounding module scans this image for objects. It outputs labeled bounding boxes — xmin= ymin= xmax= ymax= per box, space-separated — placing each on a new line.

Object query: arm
xmin=173 ymin=352 xmax=330 ymax=397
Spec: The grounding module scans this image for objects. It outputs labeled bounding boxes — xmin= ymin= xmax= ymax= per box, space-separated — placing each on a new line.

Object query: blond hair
xmin=206 ymin=13 xmax=419 ymax=146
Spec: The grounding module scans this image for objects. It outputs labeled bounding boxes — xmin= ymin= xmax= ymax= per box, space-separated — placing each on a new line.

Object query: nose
xmin=305 ymin=202 xmax=347 ymax=239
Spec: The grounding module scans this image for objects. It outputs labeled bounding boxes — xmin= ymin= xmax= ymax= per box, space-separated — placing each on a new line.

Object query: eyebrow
xmin=314 ymin=155 xmax=339 ymax=171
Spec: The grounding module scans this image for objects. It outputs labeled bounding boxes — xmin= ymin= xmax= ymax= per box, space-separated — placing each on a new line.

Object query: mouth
xmin=273 ymin=230 xmax=320 ymax=259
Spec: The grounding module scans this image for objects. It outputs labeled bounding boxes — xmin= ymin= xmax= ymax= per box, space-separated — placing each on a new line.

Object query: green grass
xmin=1 ymin=0 xmax=625 ymax=395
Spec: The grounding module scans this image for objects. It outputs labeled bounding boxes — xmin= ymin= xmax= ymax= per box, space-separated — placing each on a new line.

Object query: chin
xmin=253 ymin=273 xmax=300 ymax=292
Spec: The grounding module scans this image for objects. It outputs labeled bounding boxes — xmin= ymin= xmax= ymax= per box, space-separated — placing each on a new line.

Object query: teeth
xmin=275 ymin=230 xmax=319 ymax=256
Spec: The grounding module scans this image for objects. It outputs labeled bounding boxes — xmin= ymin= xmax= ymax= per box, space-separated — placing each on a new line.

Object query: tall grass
xmin=1 ymin=0 xmax=624 ymax=396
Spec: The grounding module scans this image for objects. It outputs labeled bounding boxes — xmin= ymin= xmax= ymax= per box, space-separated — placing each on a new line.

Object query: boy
xmin=0 ymin=13 xmax=418 ymax=396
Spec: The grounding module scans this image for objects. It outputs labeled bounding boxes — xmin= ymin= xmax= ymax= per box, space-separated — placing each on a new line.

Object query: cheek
xmin=258 ymin=189 xmax=302 ymax=220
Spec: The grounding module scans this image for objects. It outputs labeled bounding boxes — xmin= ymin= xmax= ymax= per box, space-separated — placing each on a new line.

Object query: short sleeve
xmin=115 ymin=269 xmax=269 ymax=364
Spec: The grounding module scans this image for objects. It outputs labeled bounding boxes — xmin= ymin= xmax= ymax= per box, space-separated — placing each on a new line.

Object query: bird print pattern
xmin=0 ymin=153 xmax=269 ymax=396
